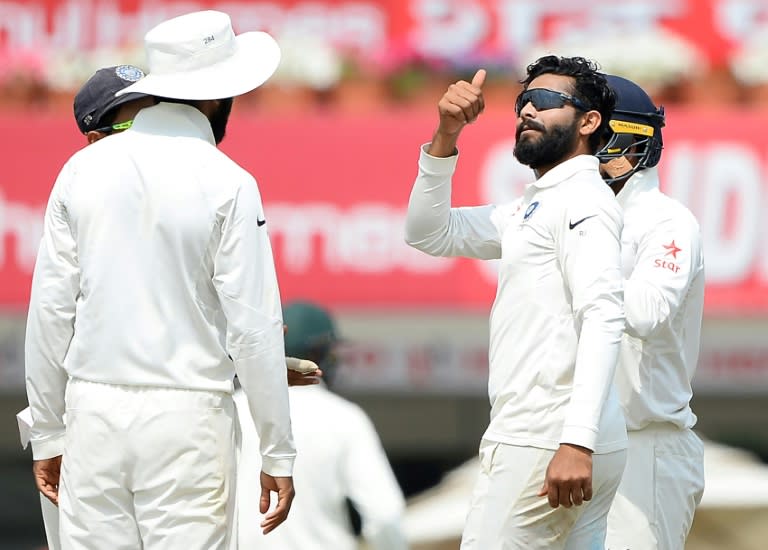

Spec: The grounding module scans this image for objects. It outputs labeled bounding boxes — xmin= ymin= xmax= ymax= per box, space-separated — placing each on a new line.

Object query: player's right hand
xmin=538 ymin=443 xmax=593 ymax=508
xmin=436 ymin=69 xmax=487 ymax=136
xmin=260 ymin=472 xmax=295 ymax=534
xmin=33 ymin=455 xmax=62 ymax=506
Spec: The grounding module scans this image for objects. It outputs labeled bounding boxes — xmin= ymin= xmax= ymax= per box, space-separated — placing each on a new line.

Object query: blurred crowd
xmin=3 ymin=29 xmax=768 ymax=114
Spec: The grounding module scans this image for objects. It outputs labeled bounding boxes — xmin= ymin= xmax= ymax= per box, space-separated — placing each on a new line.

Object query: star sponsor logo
xmin=656 ymin=240 xmax=683 ymax=272
xmin=663 ymin=240 xmax=682 ymax=259
xmin=654 ymin=259 xmax=680 ymax=273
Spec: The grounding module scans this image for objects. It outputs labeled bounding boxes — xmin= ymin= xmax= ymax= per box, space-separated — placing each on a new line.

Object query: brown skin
xmin=599 ymin=147 xmax=639 ymax=196
xmin=35 ymin=105 xmax=312 ymax=530
xmin=428 ymin=69 xmax=487 ymax=158
xmin=32 ymin=455 xmax=61 ymax=506
xmin=516 ymin=74 xmax=602 ymax=178
xmin=429 ymin=71 xmax=602 ymax=181
xmin=428 ymin=68 xmax=601 ymax=509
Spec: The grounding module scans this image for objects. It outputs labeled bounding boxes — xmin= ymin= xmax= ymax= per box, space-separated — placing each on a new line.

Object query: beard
xmin=210 ymin=98 xmax=234 ymax=145
xmin=513 ymin=117 xmax=580 ymax=170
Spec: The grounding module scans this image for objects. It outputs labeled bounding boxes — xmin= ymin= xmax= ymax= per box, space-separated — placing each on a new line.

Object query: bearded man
xmin=404 ymin=55 xmax=627 ymax=549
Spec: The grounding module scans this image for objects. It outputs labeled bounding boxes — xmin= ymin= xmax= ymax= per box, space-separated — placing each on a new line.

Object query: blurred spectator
xmin=235 ymin=301 xmax=408 ymax=550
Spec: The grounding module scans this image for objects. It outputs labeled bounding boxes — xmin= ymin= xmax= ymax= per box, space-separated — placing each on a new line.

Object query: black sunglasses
xmin=515 ymin=88 xmax=589 ymax=115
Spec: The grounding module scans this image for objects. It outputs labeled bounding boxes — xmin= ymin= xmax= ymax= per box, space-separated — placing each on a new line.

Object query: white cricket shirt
xmin=406 ymin=146 xmax=627 ymax=453
xmin=25 ymin=102 xmax=295 ymax=475
xmin=615 ymin=167 xmax=704 ymax=431
xmin=235 ymin=384 xmax=408 ymax=550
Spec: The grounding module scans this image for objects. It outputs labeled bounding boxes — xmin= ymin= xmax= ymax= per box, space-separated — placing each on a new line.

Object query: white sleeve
xmin=405 ymin=144 xmax=502 ymax=259
xmin=342 ymin=409 xmax=407 ymax=550
xmin=556 ymin=195 xmax=625 ymax=451
xmin=17 ymin=406 xmax=33 ymax=449
xmin=213 ymin=179 xmax=295 ymax=476
xmin=624 ymin=214 xmax=702 ymax=338
xmin=25 ymin=162 xmax=79 ymax=460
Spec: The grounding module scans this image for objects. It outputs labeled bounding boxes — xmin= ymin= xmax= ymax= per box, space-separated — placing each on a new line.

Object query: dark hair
xmin=521 ymin=55 xmax=615 ymax=153
xmin=154 ymin=96 xmax=197 ymax=108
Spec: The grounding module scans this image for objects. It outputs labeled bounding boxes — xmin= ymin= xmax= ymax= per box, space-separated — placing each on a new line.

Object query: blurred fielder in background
xmin=405 ymin=55 xmax=627 ymax=549
xmin=25 ymin=10 xmax=297 ymax=549
xmin=235 ymin=301 xmax=408 ymax=549
xmin=597 ymin=75 xmax=705 ymax=550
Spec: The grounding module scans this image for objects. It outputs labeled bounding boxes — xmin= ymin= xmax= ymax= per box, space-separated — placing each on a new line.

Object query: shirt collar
xmin=130 ymin=102 xmax=216 ymax=145
xmin=530 ymin=155 xmax=600 ymax=189
xmin=616 ymin=166 xmax=660 ymax=209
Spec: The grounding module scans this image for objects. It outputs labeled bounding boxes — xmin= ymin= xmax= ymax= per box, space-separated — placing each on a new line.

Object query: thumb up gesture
xmin=429 ymin=69 xmax=486 ymax=157
xmin=437 ymin=69 xmax=487 ymax=135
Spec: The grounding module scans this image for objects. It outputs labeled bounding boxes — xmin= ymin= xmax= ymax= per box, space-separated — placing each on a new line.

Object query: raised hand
xmin=429 ymin=69 xmax=487 ymax=157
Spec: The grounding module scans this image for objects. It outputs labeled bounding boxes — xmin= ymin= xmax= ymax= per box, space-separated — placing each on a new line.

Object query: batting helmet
xmin=597 ymin=74 xmax=665 ymax=182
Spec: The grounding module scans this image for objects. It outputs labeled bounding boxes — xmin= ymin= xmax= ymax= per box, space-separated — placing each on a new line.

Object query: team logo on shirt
xmin=523 ymin=201 xmax=540 ymax=221
xmin=655 ymin=240 xmax=682 ymax=273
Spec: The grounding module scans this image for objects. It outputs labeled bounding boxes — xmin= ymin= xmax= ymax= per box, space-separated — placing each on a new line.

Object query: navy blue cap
xmin=605 ymin=74 xmax=665 ymax=130
xmin=73 ymin=65 xmax=148 ymax=133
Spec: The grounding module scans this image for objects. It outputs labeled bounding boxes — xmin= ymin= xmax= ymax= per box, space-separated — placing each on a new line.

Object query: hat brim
xmin=116 ymin=31 xmax=280 ymax=100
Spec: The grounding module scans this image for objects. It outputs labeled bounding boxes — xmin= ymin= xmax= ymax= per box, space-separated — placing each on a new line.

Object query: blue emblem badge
xmin=523 ymin=201 xmax=540 ymax=221
xmin=115 ymin=65 xmax=145 ymax=82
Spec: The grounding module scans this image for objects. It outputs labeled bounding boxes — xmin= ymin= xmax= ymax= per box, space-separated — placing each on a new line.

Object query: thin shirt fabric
xmin=25 ymin=102 xmax=295 ymax=475
xmin=615 ymin=167 xmax=704 ymax=431
xmin=235 ymin=384 xmax=408 ymax=550
xmin=406 ymin=147 xmax=626 ymax=453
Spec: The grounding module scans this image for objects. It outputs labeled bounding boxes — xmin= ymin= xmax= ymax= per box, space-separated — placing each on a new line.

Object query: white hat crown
xmin=116 ymin=10 xmax=280 ymax=100
xmin=145 ymin=11 xmax=238 ymax=75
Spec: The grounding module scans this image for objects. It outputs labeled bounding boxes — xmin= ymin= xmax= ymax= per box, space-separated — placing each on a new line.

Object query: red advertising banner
xmin=1 ymin=106 xmax=767 ymax=314
xmin=1 ymin=0 xmax=766 ymax=68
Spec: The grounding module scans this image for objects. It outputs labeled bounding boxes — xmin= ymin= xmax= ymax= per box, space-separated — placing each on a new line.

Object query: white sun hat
xmin=116 ymin=10 xmax=280 ymax=100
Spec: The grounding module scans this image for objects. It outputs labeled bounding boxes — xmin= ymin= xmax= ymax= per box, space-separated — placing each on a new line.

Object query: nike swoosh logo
xmin=257 ymin=218 xmax=266 ymax=227
xmin=569 ymin=215 xmax=596 ymax=230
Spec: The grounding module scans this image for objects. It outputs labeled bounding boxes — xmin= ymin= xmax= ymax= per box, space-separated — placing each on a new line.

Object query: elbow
xmin=625 ymin=311 xmax=660 ymax=339
xmin=404 ymin=217 xmax=429 ymax=251
xmin=624 ymin=300 xmax=669 ymax=339
xmin=404 ymin=232 xmax=441 ymax=257
xmin=623 ymin=281 xmax=671 ymax=339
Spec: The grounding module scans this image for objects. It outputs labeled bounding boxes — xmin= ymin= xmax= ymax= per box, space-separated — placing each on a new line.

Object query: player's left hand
xmin=287 ymin=367 xmax=323 ymax=386
xmin=538 ymin=443 xmax=593 ymax=508
xmin=33 ymin=455 xmax=62 ymax=506
xmin=285 ymin=356 xmax=322 ymax=386
xmin=260 ymin=472 xmax=295 ymax=534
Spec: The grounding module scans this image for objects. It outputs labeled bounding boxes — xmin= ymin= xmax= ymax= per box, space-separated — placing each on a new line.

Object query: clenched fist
xmin=429 ymin=69 xmax=486 ymax=157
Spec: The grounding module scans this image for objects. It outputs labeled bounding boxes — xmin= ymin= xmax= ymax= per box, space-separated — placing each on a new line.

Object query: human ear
xmin=579 ymin=110 xmax=602 ymax=137
xmin=86 ymin=131 xmax=108 ymax=144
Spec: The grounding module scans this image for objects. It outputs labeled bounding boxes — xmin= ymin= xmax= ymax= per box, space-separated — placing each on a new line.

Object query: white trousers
xmin=40 ymin=494 xmax=60 ymax=550
xmin=461 ymin=440 xmax=627 ymax=550
xmin=58 ymin=379 xmax=237 ymax=550
xmin=606 ymin=425 xmax=705 ymax=550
